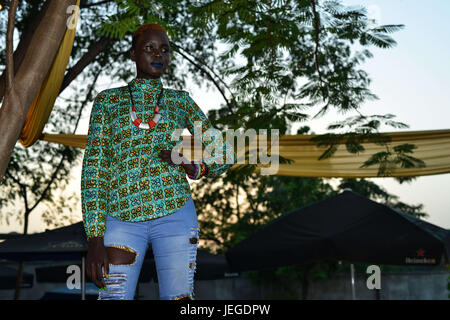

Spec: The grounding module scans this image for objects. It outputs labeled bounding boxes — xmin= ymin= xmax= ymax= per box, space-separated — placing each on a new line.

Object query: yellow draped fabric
xmin=39 ymin=128 xmax=450 ymax=178
xmin=19 ymin=0 xmax=80 ymax=147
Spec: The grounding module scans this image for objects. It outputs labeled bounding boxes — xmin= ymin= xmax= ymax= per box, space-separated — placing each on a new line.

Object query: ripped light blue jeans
xmin=98 ymin=196 xmax=199 ymax=300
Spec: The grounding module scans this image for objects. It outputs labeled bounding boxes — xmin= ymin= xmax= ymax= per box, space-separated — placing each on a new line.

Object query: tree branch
xmin=59 ymin=36 xmax=112 ymax=94
xmin=5 ymin=0 xmax=19 ymax=94
xmin=173 ymin=42 xmax=236 ymax=103
xmin=170 ymin=41 xmax=235 ymax=115
xmin=311 ymin=0 xmax=327 ymax=98
xmin=80 ymin=0 xmax=115 ymax=8
xmin=4 ymin=166 xmax=23 ymax=188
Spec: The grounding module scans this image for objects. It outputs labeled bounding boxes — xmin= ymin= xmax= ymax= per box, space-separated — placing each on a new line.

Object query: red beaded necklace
xmin=127 ymin=83 xmax=164 ymax=130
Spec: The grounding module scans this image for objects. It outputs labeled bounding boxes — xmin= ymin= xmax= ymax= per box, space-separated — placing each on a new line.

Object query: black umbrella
xmin=226 ymin=189 xmax=450 ymax=272
xmin=0 ymin=222 xmax=88 ymax=298
xmin=0 ymin=222 xmax=87 ymax=262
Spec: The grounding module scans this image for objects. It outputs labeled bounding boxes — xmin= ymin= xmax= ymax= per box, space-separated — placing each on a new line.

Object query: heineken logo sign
xmin=405 ymin=248 xmax=436 ymax=264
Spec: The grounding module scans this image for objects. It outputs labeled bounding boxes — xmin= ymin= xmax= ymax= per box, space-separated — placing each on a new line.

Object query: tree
xmin=2 ymin=1 xmax=425 ymax=181
xmin=0 ymin=0 xmax=78 ymax=180
xmin=89 ymin=0 xmax=424 ymax=181
xmin=197 ymin=0 xmax=424 ymax=180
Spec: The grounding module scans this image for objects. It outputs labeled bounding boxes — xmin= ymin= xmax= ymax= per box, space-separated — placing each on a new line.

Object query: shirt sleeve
xmin=81 ymin=92 xmax=111 ymax=239
xmin=184 ymin=91 xmax=236 ymax=179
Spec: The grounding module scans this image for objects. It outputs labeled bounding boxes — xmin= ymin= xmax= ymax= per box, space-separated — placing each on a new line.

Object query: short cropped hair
xmin=132 ymin=23 xmax=170 ymax=50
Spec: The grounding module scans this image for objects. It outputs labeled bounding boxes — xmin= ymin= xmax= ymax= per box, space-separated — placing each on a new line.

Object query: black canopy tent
xmin=225 ymin=189 xmax=450 ymax=299
xmin=0 ymin=223 xmax=87 ymax=262
xmin=0 ymin=266 xmax=34 ymax=290
xmin=0 ymin=222 xmax=88 ymax=299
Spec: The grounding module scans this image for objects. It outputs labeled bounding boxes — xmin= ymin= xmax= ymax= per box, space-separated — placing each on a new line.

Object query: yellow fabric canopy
xmin=19 ymin=0 xmax=80 ymax=147
xmin=39 ymin=128 xmax=450 ymax=178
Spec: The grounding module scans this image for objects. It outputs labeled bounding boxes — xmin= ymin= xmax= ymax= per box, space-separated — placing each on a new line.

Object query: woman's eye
xmin=144 ymin=45 xmax=169 ymax=53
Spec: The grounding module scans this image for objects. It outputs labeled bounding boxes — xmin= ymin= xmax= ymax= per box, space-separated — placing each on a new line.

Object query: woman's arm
xmin=158 ymin=150 xmax=208 ymax=177
xmin=80 ymin=92 xmax=111 ymax=289
xmin=182 ymin=91 xmax=236 ymax=178
xmin=81 ymin=92 xmax=111 ymax=239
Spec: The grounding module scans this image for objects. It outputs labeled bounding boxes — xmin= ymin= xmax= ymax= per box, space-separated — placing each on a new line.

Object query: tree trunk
xmin=13 ymin=262 xmax=24 ymax=300
xmin=13 ymin=210 xmax=30 ymax=300
xmin=0 ymin=0 xmax=77 ymax=181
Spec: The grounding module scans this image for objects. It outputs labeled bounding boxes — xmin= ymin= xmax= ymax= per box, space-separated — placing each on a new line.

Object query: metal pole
xmin=350 ymin=263 xmax=356 ymax=300
xmin=81 ymin=256 xmax=86 ymax=300
xmin=136 ymin=282 xmax=139 ymax=300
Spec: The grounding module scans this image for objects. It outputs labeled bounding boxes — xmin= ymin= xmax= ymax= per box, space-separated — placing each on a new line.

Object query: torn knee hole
xmin=189 ymin=237 xmax=198 ymax=244
xmin=106 ymin=245 xmax=137 ymax=265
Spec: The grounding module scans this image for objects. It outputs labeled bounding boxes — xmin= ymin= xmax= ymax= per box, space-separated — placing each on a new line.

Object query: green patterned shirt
xmin=81 ymin=77 xmax=235 ymax=239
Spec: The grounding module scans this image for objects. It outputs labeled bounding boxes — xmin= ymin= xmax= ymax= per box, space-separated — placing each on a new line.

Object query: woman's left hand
xmin=158 ymin=150 xmax=189 ymax=165
xmin=158 ymin=150 xmax=196 ymax=176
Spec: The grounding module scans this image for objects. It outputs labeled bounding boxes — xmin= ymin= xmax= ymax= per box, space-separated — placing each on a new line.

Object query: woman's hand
xmin=158 ymin=150 xmax=196 ymax=176
xmin=86 ymin=237 xmax=109 ymax=289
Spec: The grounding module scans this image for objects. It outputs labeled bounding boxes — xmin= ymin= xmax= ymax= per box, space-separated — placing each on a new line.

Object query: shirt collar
xmin=129 ymin=77 xmax=163 ymax=92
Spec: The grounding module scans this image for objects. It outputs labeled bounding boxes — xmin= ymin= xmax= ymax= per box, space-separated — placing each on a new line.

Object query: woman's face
xmin=130 ymin=30 xmax=170 ymax=79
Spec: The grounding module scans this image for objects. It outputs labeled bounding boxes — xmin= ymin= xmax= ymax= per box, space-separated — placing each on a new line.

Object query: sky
xmin=330 ymin=0 xmax=450 ymax=229
xmin=1 ymin=0 xmax=449 ymax=234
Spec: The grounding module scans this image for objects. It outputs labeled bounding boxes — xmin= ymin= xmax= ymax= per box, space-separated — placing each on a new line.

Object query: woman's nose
xmin=151 ymin=48 xmax=161 ymax=57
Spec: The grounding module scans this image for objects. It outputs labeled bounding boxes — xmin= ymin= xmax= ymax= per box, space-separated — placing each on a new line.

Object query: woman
xmin=81 ymin=23 xmax=235 ymax=300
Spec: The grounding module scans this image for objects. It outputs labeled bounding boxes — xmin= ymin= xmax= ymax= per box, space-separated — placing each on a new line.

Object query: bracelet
xmin=195 ymin=162 xmax=202 ymax=179
xmin=187 ymin=161 xmax=209 ymax=180
xmin=187 ymin=161 xmax=198 ymax=179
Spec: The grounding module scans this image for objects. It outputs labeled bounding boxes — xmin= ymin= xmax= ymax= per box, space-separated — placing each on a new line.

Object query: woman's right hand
xmin=86 ymin=237 xmax=109 ymax=289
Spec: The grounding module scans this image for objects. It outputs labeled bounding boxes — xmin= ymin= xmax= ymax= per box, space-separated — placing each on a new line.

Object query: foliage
xmin=188 ymin=0 xmax=422 ymax=183
xmin=80 ymin=0 xmax=424 ymax=181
